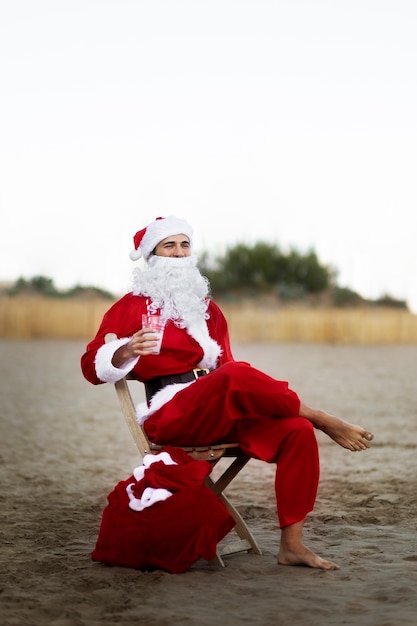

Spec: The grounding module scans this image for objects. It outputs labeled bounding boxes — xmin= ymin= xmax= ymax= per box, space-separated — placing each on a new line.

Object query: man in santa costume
xmin=81 ymin=215 xmax=374 ymax=571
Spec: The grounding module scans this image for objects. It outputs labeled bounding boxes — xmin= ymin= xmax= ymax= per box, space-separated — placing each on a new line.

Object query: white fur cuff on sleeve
xmin=94 ymin=337 xmax=139 ymax=383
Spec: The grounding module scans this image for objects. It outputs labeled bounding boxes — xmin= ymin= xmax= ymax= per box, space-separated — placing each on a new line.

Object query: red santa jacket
xmin=81 ymin=293 xmax=234 ymax=386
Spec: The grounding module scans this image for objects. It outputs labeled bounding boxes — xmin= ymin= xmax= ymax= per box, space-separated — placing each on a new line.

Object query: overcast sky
xmin=1 ymin=0 xmax=416 ymax=310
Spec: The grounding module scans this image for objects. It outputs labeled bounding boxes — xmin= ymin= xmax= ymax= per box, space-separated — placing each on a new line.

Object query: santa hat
xmin=129 ymin=216 xmax=194 ymax=261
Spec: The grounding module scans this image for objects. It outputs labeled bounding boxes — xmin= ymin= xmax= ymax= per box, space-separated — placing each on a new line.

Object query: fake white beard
xmin=131 ymin=255 xmax=221 ymax=369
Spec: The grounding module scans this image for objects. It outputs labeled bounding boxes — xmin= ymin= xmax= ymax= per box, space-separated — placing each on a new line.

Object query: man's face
xmin=154 ymin=234 xmax=191 ymax=257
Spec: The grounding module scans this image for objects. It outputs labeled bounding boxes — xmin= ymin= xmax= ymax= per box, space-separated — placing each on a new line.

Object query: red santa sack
xmin=91 ymin=446 xmax=236 ymax=573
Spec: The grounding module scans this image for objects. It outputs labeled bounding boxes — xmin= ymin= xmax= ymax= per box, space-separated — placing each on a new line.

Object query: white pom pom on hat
xmin=129 ymin=215 xmax=194 ymax=261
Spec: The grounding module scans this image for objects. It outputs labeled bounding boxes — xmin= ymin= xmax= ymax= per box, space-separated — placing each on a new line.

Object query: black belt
xmin=145 ymin=368 xmax=210 ymax=403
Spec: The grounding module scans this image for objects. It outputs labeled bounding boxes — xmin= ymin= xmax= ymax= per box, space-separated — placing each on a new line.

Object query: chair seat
xmin=148 ymin=440 xmax=242 ymax=461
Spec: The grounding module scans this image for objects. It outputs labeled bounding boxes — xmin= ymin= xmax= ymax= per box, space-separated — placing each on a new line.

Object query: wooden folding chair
xmin=106 ymin=335 xmax=262 ymax=566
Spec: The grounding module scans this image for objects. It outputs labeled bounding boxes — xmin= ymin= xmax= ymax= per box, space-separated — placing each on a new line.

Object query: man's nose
xmin=173 ymin=245 xmax=185 ymax=257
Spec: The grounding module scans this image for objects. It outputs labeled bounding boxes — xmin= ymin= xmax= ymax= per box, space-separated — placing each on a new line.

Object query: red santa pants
xmin=144 ymin=362 xmax=320 ymax=528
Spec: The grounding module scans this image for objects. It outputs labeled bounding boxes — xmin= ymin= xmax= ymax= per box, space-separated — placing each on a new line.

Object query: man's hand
xmin=111 ymin=328 xmax=158 ymax=367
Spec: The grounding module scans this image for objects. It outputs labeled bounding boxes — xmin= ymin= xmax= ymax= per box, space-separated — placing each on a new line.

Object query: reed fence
xmin=1 ymin=296 xmax=417 ymax=344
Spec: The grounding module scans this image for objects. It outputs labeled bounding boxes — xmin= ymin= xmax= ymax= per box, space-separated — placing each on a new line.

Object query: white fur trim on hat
xmin=130 ymin=215 xmax=193 ymax=261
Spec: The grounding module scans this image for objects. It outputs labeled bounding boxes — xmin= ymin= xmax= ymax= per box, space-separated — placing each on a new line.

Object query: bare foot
xmin=279 ymin=521 xmax=340 ymax=570
xmin=299 ymin=403 xmax=374 ymax=451
xmin=278 ymin=544 xmax=340 ymax=570
xmin=318 ymin=415 xmax=373 ymax=451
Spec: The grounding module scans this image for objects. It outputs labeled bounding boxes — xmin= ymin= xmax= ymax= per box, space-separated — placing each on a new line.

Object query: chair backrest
xmin=105 ymin=333 xmax=151 ymax=457
xmin=114 ymin=375 xmax=152 ymax=457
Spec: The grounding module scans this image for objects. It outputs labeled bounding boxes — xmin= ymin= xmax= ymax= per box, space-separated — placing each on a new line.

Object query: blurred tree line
xmin=199 ymin=242 xmax=330 ymax=299
xmin=3 ymin=241 xmax=408 ymax=309
xmin=198 ymin=241 xmax=407 ymax=309
xmin=5 ymin=276 xmax=114 ymax=300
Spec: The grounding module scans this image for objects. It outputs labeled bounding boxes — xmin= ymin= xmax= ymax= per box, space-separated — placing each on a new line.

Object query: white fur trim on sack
xmin=126 ymin=485 xmax=172 ymax=511
xmin=133 ymin=452 xmax=178 ymax=481
xmin=126 ymin=451 xmax=178 ymax=511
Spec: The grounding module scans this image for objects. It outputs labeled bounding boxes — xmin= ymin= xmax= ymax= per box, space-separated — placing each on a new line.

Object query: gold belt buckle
xmin=193 ymin=368 xmax=210 ymax=379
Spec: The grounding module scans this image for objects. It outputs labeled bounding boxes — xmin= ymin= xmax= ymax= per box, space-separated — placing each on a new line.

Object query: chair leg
xmin=205 ymin=474 xmax=262 ymax=559
xmin=208 ymin=452 xmax=250 ymax=495
xmin=208 ymin=553 xmax=226 ymax=567
xmin=217 ymin=490 xmax=262 ymax=556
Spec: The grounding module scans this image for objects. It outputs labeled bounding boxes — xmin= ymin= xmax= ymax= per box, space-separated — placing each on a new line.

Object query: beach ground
xmin=1 ymin=339 xmax=416 ymax=626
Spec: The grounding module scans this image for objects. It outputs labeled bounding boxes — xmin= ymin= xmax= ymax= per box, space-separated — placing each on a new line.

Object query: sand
xmin=1 ymin=339 xmax=417 ymax=626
